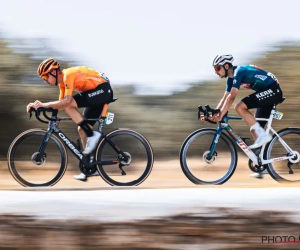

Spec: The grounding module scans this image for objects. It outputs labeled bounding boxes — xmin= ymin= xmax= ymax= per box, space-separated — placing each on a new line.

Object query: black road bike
xmin=7 ymin=98 xmax=154 ymax=187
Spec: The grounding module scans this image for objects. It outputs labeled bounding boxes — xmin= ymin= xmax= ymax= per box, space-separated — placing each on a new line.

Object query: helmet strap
xmin=223 ymin=64 xmax=229 ymax=77
xmin=49 ymin=69 xmax=59 ymax=86
xmin=224 ymin=67 xmax=228 ymax=77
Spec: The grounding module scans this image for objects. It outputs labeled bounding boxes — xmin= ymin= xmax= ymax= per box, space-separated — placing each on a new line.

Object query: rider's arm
xmin=43 ymin=96 xmax=73 ymax=109
xmin=43 ymin=74 xmax=75 ymax=109
xmin=219 ymin=87 xmax=239 ymax=117
xmin=216 ymin=91 xmax=230 ymax=109
xmin=218 ymin=67 xmax=243 ymax=117
xmin=216 ymin=76 xmax=233 ymax=109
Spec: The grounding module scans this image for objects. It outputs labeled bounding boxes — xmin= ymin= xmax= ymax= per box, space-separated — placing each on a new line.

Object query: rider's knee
xmin=62 ymin=97 xmax=76 ymax=111
xmin=62 ymin=104 xmax=73 ymax=111
xmin=234 ymin=104 xmax=239 ymax=113
xmin=234 ymin=102 xmax=246 ymax=112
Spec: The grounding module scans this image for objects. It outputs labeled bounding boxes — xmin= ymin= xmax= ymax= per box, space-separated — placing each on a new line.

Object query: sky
xmin=0 ymin=0 xmax=300 ymax=95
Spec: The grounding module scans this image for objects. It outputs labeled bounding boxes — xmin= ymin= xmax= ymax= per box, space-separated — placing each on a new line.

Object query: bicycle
xmin=7 ymin=98 xmax=154 ymax=187
xmin=179 ymin=97 xmax=300 ymax=184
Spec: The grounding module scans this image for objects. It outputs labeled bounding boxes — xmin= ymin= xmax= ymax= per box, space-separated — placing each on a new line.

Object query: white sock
xmin=251 ymin=122 xmax=266 ymax=137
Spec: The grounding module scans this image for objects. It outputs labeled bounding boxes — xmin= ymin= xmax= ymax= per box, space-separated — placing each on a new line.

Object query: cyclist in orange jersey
xmin=26 ymin=58 xmax=114 ymax=181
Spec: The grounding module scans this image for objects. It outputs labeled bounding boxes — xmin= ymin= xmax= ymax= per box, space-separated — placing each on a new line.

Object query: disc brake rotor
xmin=120 ymin=152 xmax=131 ymax=165
xmin=31 ymin=152 xmax=46 ymax=166
xmin=202 ymin=151 xmax=217 ymax=164
xmin=288 ymin=151 xmax=300 ymax=164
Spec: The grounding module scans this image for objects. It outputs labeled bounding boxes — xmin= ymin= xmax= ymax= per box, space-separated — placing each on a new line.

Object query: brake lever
xmin=197 ymin=105 xmax=207 ymax=120
xmin=29 ymin=108 xmax=35 ymax=120
xmin=35 ymin=109 xmax=41 ymax=118
xmin=203 ymin=105 xmax=220 ymax=124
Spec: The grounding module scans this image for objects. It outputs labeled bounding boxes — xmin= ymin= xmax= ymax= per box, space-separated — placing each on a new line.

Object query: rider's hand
xmin=212 ymin=113 xmax=222 ymax=122
xmin=26 ymin=101 xmax=45 ymax=113
xmin=33 ymin=100 xmax=45 ymax=110
xmin=200 ymin=115 xmax=213 ymax=123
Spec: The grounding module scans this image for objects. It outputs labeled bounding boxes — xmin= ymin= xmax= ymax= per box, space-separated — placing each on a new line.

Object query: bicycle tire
xmin=265 ymin=127 xmax=300 ymax=182
xmin=95 ymin=129 xmax=154 ymax=186
xmin=7 ymin=129 xmax=68 ymax=187
xmin=180 ymin=128 xmax=237 ymax=185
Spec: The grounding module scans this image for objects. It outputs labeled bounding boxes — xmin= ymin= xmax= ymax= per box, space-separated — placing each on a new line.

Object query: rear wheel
xmin=265 ymin=128 xmax=300 ymax=182
xmin=95 ymin=129 xmax=154 ymax=186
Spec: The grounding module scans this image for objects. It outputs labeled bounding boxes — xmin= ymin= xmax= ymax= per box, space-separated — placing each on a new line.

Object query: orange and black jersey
xmin=58 ymin=66 xmax=109 ymax=100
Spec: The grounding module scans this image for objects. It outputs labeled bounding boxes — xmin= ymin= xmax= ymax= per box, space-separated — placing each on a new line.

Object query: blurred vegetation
xmin=1 ymin=37 xmax=300 ymax=163
xmin=0 ymin=209 xmax=300 ymax=249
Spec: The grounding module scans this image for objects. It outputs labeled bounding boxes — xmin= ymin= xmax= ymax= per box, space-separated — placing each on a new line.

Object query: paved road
xmin=1 ymin=187 xmax=300 ymax=222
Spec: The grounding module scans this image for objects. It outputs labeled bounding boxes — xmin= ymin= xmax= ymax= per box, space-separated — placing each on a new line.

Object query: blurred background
xmin=1 ymin=0 xmax=300 ymax=164
xmin=1 ymin=0 xmax=300 ymax=248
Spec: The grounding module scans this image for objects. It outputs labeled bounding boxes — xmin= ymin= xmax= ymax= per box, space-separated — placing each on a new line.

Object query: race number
xmin=273 ymin=110 xmax=283 ymax=120
xmin=104 ymin=112 xmax=114 ymax=124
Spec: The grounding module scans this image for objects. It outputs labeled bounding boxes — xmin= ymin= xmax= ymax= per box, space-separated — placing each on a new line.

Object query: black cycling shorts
xmin=241 ymin=82 xmax=283 ymax=127
xmin=73 ymin=82 xmax=113 ymax=126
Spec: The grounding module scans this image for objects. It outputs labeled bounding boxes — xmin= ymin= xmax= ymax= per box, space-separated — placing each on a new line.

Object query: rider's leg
xmin=77 ymin=106 xmax=104 ymax=152
xmin=234 ymin=101 xmax=271 ymax=149
xmin=78 ymin=125 xmax=92 ymax=149
xmin=72 ymin=82 xmax=113 ymax=155
xmin=240 ymin=83 xmax=283 ymax=149
xmin=248 ymin=107 xmax=269 ymax=141
xmin=234 ymin=101 xmax=257 ymax=126
xmin=63 ymin=97 xmax=101 ymax=155
xmin=74 ymin=107 xmax=103 ymax=181
xmin=254 ymin=106 xmax=273 ymax=131
xmin=234 ymin=101 xmax=265 ymax=137
xmin=79 ymin=106 xmax=102 ymax=146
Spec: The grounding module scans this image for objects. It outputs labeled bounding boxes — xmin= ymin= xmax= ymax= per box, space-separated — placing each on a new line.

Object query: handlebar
xmin=29 ymin=107 xmax=58 ymax=124
xmin=197 ymin=105 xmax=220 ymax=124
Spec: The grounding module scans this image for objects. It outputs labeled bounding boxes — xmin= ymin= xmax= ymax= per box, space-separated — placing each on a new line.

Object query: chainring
xmin=248 ymin=159 xmax=266 ymax=173
xmin=79 ymin=161 xmax=97 ymax=176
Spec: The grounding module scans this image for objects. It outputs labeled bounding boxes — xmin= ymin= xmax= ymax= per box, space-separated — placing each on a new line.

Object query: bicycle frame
xmin=209 ymin=109 xmax=296 ymax=166
xmin=37 ymin=116 xmax=128 ymax=168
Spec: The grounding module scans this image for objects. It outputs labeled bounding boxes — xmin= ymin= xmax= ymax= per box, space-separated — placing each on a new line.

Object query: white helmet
xmin=212 ymin=54 xmax=234 ymax=66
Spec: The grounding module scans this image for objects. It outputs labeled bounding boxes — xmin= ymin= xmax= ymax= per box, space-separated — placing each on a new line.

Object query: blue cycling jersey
xmin=226 ymin=65 xmax=279 ymax=92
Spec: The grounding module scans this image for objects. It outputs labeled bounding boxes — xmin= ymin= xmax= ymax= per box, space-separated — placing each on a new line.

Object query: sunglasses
xmin=41 ymin=74 xmax=49 ymax=81
xmin=214 ymin=65 xmax=222 ymax=71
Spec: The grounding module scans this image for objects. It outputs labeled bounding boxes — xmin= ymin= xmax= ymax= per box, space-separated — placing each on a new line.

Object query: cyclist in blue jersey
xmin=204 ymin=54 xmax=283 ymax=158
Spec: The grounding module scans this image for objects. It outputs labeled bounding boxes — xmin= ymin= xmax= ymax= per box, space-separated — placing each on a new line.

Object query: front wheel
xmin=180 ymin=128 xmax=237 ymax=185
xmin=95 ymin=129 xmax=154 ymax=186
xmin=265 ymin=128 xmax=300 ymax=182
xmin=7 ymin=129 xmax=68 ymax=187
